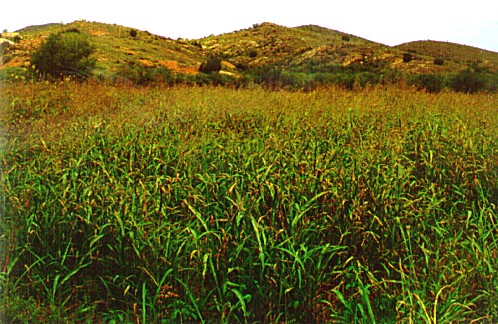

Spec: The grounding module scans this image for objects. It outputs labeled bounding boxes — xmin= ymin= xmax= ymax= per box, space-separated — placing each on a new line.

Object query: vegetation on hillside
xmin=1 ymin=20 xmax=204 ymax=78
xmin=30 ymin=29 xmax=96 ymax=79
xmin=1 ymin=20 xmax=497 ymax=92
xmin=408 ymin=69 xmax=498 ymax=93
xmin=395 ymin=40 xmax=498 ymax=72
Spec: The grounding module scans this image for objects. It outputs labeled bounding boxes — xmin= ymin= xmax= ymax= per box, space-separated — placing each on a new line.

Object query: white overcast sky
xmin=2 ymin=0 xmax=497 ymax=52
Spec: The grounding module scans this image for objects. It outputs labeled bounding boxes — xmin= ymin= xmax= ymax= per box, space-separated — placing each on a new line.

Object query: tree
xmin=434 ymin=57 xmax=444 ymax=66
xmin=199 ymin=56 xmax=222 ymax=73
xmin=30 ymin=31 xmax=96 ymax=79
xmin=408 ymin=74 xmax=446 ymax=93
xmin=403 ymin=53 xmax=413 ymax=63
xmin=451 ymin=69 xmax=486 ymax=93
xmin=117 ymin=60 xmax=155 ymax=85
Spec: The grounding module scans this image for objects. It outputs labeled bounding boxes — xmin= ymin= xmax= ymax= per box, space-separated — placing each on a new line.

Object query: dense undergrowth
xmin=1 ymin=82 xmax=497 ymax=322
xmin=3 ymin=63 xmax=497 ymax=93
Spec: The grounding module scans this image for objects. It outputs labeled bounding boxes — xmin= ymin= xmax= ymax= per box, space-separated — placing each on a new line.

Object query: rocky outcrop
xmin=0 ymin=38 xmax=15 ymax=47
xmin=1 ymin=32 xmax=22 ymax=42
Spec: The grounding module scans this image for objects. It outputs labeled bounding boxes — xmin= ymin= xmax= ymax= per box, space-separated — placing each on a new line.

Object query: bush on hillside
xmin=116 ymin=60 xmax=176 ymax=86
xmin=486 ymin=73 xmax=498 ymax=92
xmin=403 ymin=53 xmax=413 ymax=63
xmin=153 ymin=66 xmax=176 ymax=85
xmin=354 ymin=72 xmax=381 ymax=88
xmin=408 ymin=74 xmax=446 ymax=93
xmin=236 ymin=62 xmax=249 ymax=71
xmin=30 ymin=32 xmax=96 ymax=80
xmin=199 ymin=56 xmax=222 ymax=73
xmin=451 ymin=69 xmax=486 ymax=93
xmin=61 ymin=28 xmax=80 ymax=34
xmin=434 ymin=57 xmax=444 ymax=66
xmin=129 ymin=29 xmax=138 ymax=38
xmin=117 ymin=61 xmax=155 ymax=85
xmin=250 ymin=65 xmax=283 ymax=88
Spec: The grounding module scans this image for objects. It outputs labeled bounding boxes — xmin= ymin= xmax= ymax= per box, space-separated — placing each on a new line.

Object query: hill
xmin=394 ymin=40 xmax=498 ymax=73
xmin=4 ymin=20 xmax=205 ymax=76
xmin=198 ymin=22 xmax=377 ymax=68
xmin=1 ymin=20 xmax=498 ymax=88
xmin=196 ymin=22 xmax=474 ymax=75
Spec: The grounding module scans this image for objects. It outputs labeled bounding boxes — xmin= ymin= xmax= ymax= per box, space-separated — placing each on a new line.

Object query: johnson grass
xmin=1 ymin=81 xmax=497 ymax=322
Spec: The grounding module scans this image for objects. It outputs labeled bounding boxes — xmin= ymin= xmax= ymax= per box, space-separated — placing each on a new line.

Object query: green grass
xmin=1 ymin=82 xmax=497 ymax=322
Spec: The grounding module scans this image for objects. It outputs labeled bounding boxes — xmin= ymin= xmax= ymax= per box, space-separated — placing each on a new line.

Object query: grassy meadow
xmin=0 ymin=81 xmax=497 ymax=322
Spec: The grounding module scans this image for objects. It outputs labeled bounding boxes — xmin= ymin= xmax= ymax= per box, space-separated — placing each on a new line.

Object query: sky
xmin=2 ymin=0 xmax=497 ymax=52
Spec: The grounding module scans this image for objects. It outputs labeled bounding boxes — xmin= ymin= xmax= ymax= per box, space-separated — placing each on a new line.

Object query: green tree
xmin=403 ymin=53 xmax=413 ymax=63
xmin=451 ymin=69 xmax=486 ymax=93
xmin=408 ymin=74 xmax=446 ymax=93
xmin=199 ymin=55 xmax=222 ymax=73
xmin=30 ymin=31 xmax=96 ymax=79
xmin=434 ymin=57 xmax=444 ymax=66
xmin=117 ymin=60 xmax=155 ymax=85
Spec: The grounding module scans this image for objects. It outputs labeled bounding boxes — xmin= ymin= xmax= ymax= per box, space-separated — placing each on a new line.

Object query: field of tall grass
xmin=1 ymin=81 xmax=497 ymax=322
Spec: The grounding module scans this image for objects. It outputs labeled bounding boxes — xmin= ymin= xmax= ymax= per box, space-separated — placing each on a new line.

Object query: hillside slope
xmin=4 ymin=20 xmax=205 ymax=75
xmin=394 ymin=40 xmax=498 ymax=72
xmin=198 ymin=22 xmax=471 ymax=75
xmin=2 ymin=20 xmax=498 ymax=80
xmin=199 ymin=22 xmax=377 ymax=67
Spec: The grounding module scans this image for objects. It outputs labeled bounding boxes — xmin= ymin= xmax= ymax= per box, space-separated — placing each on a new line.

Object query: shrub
xmin=61 ymin=28 xmax=80 ymax=34
xmin=129 ymin=29 xmax=137 ymax=38
xmin=486 ymin=72 xmax=498 ymax=92
xmin=236 ymin=62 xmax=249 ymax=71
xmin=30 ymin=32 xmax=96 ymax=80
xmin=380 ymin=69 xmax=401 ymax=86
xmin=190 ymin=40 xmax=202 ymax=48
xmin=451 ymin=69 xmax=486 ymax=93
xmin=250 ymin=64 xmax=283 ymax=88
xmin=469 ymin=61 xmax=488 ymax=73
xmin=342 ymin=35 xmax=350 ymax=42
xmin=0 ymin=40 xmax=12 ymax=53
xmin=434 ymin=57 xmax=444 ymax=66
xmin=334 ymin=73 xmax=355 ymax=90
xmin=403 ymin=53 xmax=413 ymax=63
xmin=117 ymin=61 xmax=155 ymax=85
xmin=199 ymin=56 xmax=222 ymax=73
xmin=354 ymin=72 xmax=381 ymax=88
xmin=408 ymin=74 xmax=446 ymax=93
xmin=153 ymin=66 xmax=175 ymax=85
